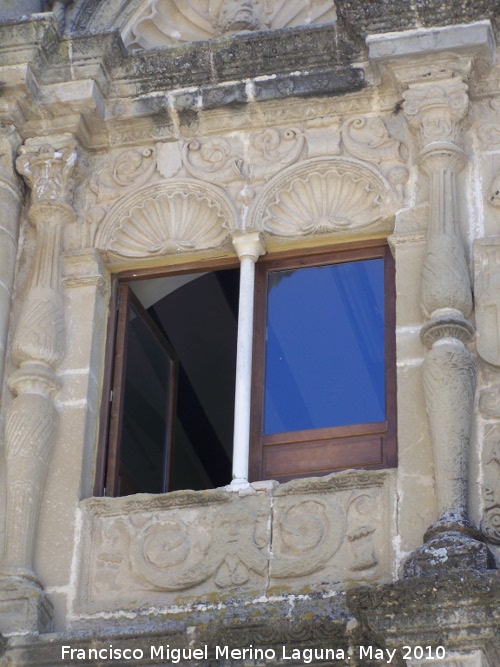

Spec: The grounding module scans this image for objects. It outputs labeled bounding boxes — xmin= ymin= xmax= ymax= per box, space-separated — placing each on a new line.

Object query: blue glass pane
xmin=264 ymin=258 xmax=385 ymax=434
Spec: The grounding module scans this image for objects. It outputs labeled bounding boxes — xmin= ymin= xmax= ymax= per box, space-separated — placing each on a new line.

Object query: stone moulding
xmin=248 ymin=157 xmax=398 ymax=237
xmin=94 ymin=180 xmax=237 ymax=259
xmin=74 ymin=470 xmax=393 ymax=616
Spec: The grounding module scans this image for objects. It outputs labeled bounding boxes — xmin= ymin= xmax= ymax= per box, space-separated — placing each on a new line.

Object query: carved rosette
xmin=1 ymin=136 xmax=76 ymax=584
xmin=402 ymin=81 xmax=489 ymax=570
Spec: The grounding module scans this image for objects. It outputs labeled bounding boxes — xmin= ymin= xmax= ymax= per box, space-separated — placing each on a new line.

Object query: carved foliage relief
xmin=122 ymin=0 xmax=337 ymax=50
xmin=88 ymin=114 xmax=406 ymax=261
xmin=78 ymin=472 xmax=391 ymax=611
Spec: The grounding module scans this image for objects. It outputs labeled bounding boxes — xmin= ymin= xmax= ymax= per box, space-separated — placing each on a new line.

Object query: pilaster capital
xmin=403 ymin=79 xmax=469 ymax=150
xmin=232 ymin=231 xmax=266 ymax=262
xmin=16 ymin=134 xmax=78 ymax=209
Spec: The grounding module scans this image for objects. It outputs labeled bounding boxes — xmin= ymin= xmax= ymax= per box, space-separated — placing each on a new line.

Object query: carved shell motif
xmin=96 ymin=182 xmax=234 ymax=259
xmin=254 ymin=159 xmax=395 ymax=237
xmin=123 ymin=0 xmax=336 ymax=50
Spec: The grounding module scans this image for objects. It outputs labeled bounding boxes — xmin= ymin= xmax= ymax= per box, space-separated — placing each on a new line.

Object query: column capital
xmin=232 ymin=230 xmax=266 ymax=262
xmin=403 ymin=78 xmax=469 ymax=150
xmin=16 ymin=134 xmax=78 ymax=210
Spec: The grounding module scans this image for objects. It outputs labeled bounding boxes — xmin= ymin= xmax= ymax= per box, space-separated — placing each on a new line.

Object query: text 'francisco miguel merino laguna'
xmin=61 ymin=644 xmax=413 ymax=664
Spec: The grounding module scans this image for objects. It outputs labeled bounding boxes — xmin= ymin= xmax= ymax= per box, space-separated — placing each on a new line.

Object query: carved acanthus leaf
xmin=16 ymin=141 xmax=77 ymax=204
xmin=95 ymin=181 xmax=235 ymax=259
xmin=123 ymin=0 xmax=336 ymax=50
xmin=252 ymin=158 xmax=396 ymax=237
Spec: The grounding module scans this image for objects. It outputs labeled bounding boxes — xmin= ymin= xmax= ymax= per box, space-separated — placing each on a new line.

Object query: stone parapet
xmin=74 ymin=471 xmax=394 ymax=619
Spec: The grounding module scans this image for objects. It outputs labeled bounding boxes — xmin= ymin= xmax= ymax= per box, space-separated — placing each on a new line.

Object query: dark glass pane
xmin=147 ymin=269 xmax=238 ymax=490
xmin=264 ymin=258 xmax=385 ymax=434
xmin=120 ymin=304 xmax=174 ymax=494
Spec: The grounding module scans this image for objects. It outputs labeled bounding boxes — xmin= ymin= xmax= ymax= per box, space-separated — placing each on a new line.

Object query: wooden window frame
xmin=249 ymin=241 xmax=396 ymax=483
xmin=96 ymin=282 xmax=178 ymax=496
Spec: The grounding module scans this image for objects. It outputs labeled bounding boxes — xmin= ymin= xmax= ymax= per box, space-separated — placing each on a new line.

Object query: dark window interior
xmin=107 ymin=268 xmax=239 ymax=496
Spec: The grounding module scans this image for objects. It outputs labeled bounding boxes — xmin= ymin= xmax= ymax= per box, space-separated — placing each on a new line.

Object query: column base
xmin=0 ymin=576 xmax=53 ymax=635
xmin=403 ymin=525 xmax=494 ymax=578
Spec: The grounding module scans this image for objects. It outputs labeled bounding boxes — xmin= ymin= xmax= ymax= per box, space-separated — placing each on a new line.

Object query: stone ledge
xmin=6 ymin=594 xmax=350 ymax=666
xmin=347 ymin=570 xmax=500 ymax=656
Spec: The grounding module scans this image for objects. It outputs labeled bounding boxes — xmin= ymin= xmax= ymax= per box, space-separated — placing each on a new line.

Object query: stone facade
xmin=0 ymin=1 xmax=499 ymax=666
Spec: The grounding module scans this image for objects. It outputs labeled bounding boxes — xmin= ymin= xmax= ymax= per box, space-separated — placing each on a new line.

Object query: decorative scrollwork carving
xmin=90 ymin=147 xmax=157 ymax=205
xmin=346 ymin=494 xmax=378 ymax=571
xmin=340 ymin=115 xmax=404 ymax=165
xmin=481 ymin=425 xmax=500 ymax=545
xmin=181 ymin=128 xmax=305 ymax=204
xmin=271 ymin=499 xmax=345 ymax=578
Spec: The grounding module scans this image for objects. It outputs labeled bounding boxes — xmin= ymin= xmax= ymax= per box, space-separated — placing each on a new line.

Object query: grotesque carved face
xmin=215 ymin=0 xmax=262 ymax=35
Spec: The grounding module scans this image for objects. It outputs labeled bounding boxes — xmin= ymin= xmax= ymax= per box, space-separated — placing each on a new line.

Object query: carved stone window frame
xmin=95 ymin=237 xmax=396 ymax=496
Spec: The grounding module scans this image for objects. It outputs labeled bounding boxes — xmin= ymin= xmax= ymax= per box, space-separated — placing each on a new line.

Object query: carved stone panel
xmin=474 ymin=237 xmax=500 ymax=368
xmin=77 ymin=489 xmax=271 ymax=612
xmin=76 ymin=471 xmax=393 ymax=616
xmin=269 ymin=471 xmax=392 ymax=592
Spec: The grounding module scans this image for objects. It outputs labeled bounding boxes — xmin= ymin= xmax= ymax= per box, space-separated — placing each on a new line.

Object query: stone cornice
xmin=0 ymin=16 xmax=367 ymax=148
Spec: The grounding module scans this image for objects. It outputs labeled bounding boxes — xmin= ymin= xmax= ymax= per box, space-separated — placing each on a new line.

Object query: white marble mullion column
xmin=231 ymin=231 xmax=265 ymax=487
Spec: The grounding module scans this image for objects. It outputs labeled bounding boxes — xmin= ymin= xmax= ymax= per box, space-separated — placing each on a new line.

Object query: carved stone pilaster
xmin=0 ymin=135 xmax=77 ymax=634
xmin=0 ymin=126 xmax=22 ymax=401
xmin=402 ymin=80 xmax=492 ymax=576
